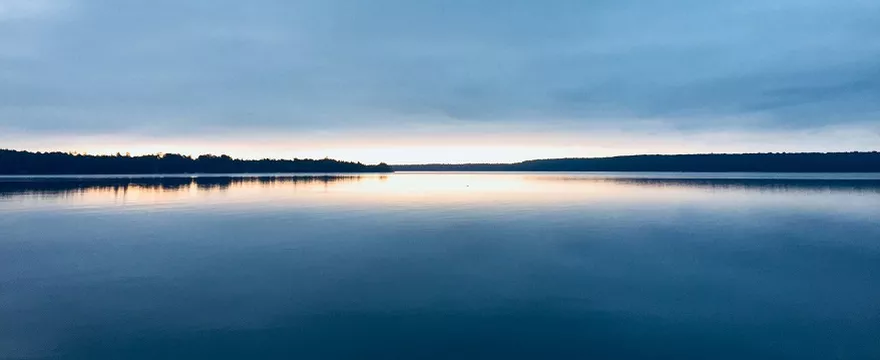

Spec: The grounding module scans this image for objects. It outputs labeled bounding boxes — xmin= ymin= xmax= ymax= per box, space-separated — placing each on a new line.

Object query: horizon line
xmin=5 ymin=147 xmax=879 ymax=166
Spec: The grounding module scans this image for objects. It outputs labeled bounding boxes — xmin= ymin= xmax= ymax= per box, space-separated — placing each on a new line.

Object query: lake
xmin=1 ymin=172 xmax=879 ymax=359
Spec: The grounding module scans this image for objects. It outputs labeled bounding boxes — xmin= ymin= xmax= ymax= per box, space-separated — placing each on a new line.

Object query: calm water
xmin=2 ymin=172 xmax=879 ymax=360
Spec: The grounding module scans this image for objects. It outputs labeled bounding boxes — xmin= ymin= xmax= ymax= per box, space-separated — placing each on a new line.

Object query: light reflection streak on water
xmin=0 ymin=172 xmax=878 ymax=215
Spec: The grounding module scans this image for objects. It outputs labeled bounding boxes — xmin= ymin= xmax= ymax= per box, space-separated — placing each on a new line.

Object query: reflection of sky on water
xmin=1 ymin=173 xmax=879 ymax=213
xmin=1 ymin=173 xmax=879 ymax=359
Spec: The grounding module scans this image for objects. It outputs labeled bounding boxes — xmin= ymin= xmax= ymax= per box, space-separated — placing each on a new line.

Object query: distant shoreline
xmin=394 ymin=152 xmax=880 ymax=173
xmin=0 ymin=149 xmax=392 ymax=175
xmin=4 ymin=150 xmax=880 ymax=174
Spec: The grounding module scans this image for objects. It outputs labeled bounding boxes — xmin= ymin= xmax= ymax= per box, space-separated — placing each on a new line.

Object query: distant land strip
xmin=395 ymin=152 xmax=880 ymax=173
xmin=0 ymin=149 xmax=392 ymax=175
xmin=4 ymin=150 xmax=880 ymax=175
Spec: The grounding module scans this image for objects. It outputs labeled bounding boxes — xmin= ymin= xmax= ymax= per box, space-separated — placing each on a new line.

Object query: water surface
xmin=2 ymin=172 xmax=879 ymax=359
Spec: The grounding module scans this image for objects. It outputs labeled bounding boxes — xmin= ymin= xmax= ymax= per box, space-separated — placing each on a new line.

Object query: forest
xmin=0 ymin=149 xmax=393 ymax=175
xmin=396 ymin=152 xmax=880 ymax=172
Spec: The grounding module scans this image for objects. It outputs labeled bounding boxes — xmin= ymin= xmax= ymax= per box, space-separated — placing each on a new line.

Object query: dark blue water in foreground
xmin=1 ymin=172 xmax=879 ymax=359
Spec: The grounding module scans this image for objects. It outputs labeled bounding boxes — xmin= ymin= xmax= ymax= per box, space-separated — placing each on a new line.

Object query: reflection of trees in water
xmin=4 ymin=175 xmax=879 ymax=198
xmin=192 ymin=176 xmax=362 ymax=191
xmin=532 ymin=177 xmax=880 ymax=193
xmin=0 ymin=176 xmax=363 ymax=198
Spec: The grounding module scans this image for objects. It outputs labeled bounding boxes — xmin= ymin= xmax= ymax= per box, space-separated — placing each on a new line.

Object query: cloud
xmin=0 ymin=0 xmax=878 ymax=141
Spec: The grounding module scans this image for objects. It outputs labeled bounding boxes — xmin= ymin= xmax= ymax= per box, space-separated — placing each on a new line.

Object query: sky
xmin=1 ymin=0 xmax=878 ymax=164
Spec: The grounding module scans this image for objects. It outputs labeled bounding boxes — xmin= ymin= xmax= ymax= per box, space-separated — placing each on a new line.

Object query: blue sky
xmin=1 ymin=0 xmax=878 ymax=163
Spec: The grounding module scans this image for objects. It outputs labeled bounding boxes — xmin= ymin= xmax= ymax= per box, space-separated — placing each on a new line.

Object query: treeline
xmin=0 ymin=149 xmax=393 ymax=175
xmin=396 ymin=152 xmax=880 ymax=172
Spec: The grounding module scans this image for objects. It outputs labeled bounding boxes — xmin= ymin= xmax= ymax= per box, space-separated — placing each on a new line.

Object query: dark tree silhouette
xmin=395 ymin=152 xmax=880 ymax=172
xmin=0 ymin=149 xmax=393 ymax=175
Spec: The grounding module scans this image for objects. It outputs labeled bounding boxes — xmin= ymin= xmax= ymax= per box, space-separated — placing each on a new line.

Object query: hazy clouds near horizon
xmin=1 ymin=0 xmax=878 ymax=161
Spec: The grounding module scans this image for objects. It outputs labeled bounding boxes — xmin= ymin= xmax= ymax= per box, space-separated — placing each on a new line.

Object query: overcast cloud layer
xmin=1 ymin=0 xmax=878 ymax=161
